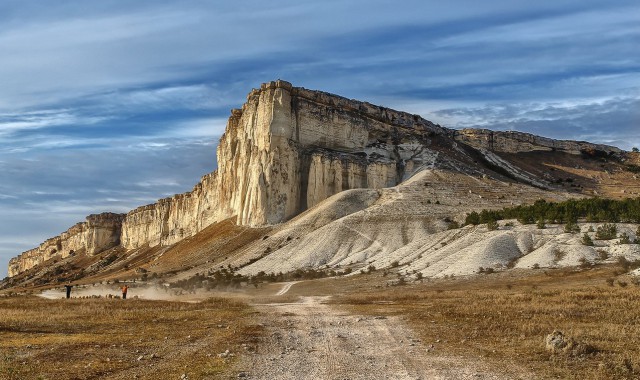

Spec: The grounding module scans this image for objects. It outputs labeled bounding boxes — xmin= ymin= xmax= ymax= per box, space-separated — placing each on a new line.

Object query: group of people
xmin=64 ymin=283 xmax=129 ymax=299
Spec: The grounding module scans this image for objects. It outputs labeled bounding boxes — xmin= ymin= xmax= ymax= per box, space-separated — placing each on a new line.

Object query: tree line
xmin=465 ymin=197 xmax=640 ymax=226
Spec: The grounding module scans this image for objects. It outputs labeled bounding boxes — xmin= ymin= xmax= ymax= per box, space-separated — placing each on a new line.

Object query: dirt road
xmin=239 ymin=284 xmax=526 ymax=380
xmin=275 ymin=281 xmax=301 ymax=296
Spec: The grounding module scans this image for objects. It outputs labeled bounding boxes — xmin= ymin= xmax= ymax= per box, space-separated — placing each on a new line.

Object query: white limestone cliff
xmin=120 ymin=80 xmax=443 ymax=250
xmin=8 ymin=80 xmax=625 ymax=277
xmin=8 ymin=213 xmax=124 ymax=277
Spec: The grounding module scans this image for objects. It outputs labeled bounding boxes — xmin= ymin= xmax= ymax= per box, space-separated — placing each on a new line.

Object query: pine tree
xmin=581 ymin=233 xmax=594 ymax=246
xmin=564 ymin=221 xmax=580 ymax=233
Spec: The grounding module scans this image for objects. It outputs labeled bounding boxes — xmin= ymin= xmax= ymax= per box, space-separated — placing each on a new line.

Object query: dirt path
xmin=275 ymin=281 xmax=300 ymax=296
xmin=240 ymin=294 xmax=528 ymax=380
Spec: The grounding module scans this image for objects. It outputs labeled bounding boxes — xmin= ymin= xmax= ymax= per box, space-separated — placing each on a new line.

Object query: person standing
xmin=121 ymin=285 xmax=128 ymax=299
xmin=64 ymin=283 xmax=73 ymax=299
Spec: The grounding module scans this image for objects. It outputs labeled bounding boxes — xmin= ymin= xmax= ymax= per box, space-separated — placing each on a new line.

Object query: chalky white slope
xmin=236 ymin=169 xmax=640 ymax=278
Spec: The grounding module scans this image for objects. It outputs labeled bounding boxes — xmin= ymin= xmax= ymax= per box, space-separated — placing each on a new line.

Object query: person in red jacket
xmin=121 ymin=285 xmax=128 ymax=300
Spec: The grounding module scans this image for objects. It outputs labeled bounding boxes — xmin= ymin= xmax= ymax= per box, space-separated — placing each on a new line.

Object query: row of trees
xmin=169 ymin=266 xmax=348 ymax=291
xmin=465 ymin=198 xmax=640 ymax=226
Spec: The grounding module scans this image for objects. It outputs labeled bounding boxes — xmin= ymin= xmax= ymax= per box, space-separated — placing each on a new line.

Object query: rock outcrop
xmin=8 ymin=213 xmax=124 ymax=277
xmin=455 ymin=128 xmax=622 ymax=156
xmin=8 ymin=80 xmax=626 ymax=277
xmin=120 ymin=80 xmax=444 ymax=250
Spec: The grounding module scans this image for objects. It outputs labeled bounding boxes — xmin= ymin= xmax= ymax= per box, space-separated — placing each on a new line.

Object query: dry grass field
xmin=2 ymin=265 xmax=640 ymax=379
xmin=0 ymin=296 xmax=260 ymax=380
xmin=336 ymin=266 xmax=640 ymax=379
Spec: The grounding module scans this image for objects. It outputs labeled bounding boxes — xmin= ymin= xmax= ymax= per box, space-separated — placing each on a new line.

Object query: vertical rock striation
xmin=120 ymin=80 xmax=444 ymax=250
xmin=8 ymin=213 xmax=124 ymax=277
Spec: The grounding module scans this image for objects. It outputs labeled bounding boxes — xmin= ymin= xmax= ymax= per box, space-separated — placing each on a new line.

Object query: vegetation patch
xmin=169 ymin=267 xmax=351 ymax=291
xmin=465 ymin=197 xmax=640 ymax=226
xmin=624 ymin=164 xmax=640 ymax=174
xmin=595 ymin=223 xmax=618 ymax=240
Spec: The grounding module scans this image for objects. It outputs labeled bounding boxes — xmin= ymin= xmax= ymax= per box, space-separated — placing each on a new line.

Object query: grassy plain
xmin=0 ymin=296 xmax=259 ymax=380
xmin=336 ymin=266 xmax=640 ymax=379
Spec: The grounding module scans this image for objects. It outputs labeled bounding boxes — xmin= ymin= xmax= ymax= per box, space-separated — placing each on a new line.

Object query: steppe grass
xmin=337 ymin=267 xmax=640 ymax=379
xmin=0 ymin=296 xmax=259 ymax=380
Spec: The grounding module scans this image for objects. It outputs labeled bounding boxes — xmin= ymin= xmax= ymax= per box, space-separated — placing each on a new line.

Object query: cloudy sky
xmin=1 ymin=0 xmax=639 ymax=275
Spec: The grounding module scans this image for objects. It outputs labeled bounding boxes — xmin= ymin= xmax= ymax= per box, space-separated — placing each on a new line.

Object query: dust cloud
xmin=38 ymin=283 xmax=223 ymax=302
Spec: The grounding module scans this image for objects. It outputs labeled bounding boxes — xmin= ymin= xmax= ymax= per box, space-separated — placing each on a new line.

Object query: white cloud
xmin=166 ymin=117 xmax=229 ymax=138
xmin=87 ymin=84 xmax=237 ymax=113
xmin=437 ymin=5 xmax=640 ymax=47
xmin=135 ymin=179 xmax=181 ymax=188
xmin=0 ymin=110 xmax=109 ymax=136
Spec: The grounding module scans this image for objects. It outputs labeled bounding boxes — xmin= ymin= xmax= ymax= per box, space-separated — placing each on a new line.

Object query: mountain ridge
xmin=6 ymin=80 xmax=637 ymax=281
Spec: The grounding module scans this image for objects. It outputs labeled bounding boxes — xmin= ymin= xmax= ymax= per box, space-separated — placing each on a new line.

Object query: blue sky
xmin=1 ymin=0 xmax=639 ymax=276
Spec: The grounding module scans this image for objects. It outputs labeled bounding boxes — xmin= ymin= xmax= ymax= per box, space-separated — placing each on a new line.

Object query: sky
xmin=1 ymin=0 xmax=639 ymax=276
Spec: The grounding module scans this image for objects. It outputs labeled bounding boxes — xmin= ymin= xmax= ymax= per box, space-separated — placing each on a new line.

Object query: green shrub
xmin=447 ymin=221 xmax=460 ymax=230
xmin=553 ymin=249 xmax=566 ymax=263
xmin=581 ymin=233 xmax=594 ymax=246
xmin=465 ymin=211 xmax=480 ymax=225
xmin=597 ymin=249 xmax=608 ymax=260
xmin=596 ymin=223 xmax=617 ymax=240
xmin=619 ymin=232 xmax=631 ymax=244
xmin=537 ymin=218 xmax=546 ymax=229
xmin=564 ymin=221 xmax=580 ymax=233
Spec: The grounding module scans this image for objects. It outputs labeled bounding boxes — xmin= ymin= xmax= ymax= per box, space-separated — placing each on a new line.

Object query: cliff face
xmin=120 ymin=80 xmax=444 ymax=249
xmin=8 ymin=213 xmax=124 ymax=277
xmin=8 ymin=80 xmax=626 ymax=277
xmin=455 ymin=128 xmax=623 ymax=156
